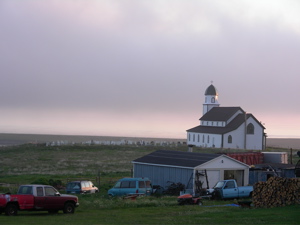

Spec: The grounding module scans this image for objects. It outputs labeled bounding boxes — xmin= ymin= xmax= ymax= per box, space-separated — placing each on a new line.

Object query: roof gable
xmin=197 ymin=154 xmax=250 ymax=169
xmin=132 ymin=150 xmax=220 ymax=168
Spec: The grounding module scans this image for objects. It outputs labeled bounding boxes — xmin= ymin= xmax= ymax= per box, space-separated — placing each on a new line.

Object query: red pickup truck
xmin=0 ymin=184 xmax=79 ymax=216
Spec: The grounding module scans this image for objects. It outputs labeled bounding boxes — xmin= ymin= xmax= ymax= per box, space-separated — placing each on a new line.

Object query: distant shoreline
xmin=0 ymin=133 xmax=299 ymax=149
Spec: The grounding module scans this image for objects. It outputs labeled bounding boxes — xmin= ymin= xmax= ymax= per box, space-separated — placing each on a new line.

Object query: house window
xmin=247 ymin=123 xmax=254 ymax=134
xmin=188 ymin=133 xmax=190 ymax=141
xmin=228 ymin=135 xmax=232 ymax=143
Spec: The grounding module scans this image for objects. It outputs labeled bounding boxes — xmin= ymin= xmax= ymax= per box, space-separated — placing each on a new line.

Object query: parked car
xmin=108 ymin=177 xmax=152 ymax=197
xmin=207 ymin=179 xmax=253 ymax=200
xmin=0 ymin=184 xmax=79 ymax=216
xmin=66 ymin=181 xmax=98 ymax=194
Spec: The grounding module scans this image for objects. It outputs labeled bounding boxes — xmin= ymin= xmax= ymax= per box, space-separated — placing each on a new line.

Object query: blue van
xmin=108 ymin=177 xmax=152 ymax=197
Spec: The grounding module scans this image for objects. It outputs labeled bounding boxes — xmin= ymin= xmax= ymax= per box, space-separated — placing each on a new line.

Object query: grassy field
xmin=0 ymin=195 xmax=299 ymax=224
xmin=0 ymin=144 xmax=299 ymax=224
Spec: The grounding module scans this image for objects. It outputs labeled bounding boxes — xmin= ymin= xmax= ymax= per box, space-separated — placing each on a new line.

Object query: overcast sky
xmin=1 ymin=0 xmax=300 ymax=139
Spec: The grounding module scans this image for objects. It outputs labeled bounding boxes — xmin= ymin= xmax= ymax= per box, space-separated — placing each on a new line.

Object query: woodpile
xmin=252 ymin=177 xmax=300 ymax=208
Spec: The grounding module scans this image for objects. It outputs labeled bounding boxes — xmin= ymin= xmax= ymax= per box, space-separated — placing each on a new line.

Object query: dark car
xmin=66 ymin=181 xmax=98 ymax=194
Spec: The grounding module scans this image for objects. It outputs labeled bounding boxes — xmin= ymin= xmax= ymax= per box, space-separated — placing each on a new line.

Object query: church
xmin=186 ymin=84 xmax=266 ymax=150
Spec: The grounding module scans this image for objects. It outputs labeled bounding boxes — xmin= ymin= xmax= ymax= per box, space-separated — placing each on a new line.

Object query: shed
xmin=249 ymin=163 xmax=295 ymax=185
xmin=132 ymin=150 xmax=250 ymax=194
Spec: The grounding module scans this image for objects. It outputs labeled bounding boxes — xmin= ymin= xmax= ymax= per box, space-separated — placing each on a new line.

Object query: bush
xmin=31 ymin=178 xmax=64 ymax=189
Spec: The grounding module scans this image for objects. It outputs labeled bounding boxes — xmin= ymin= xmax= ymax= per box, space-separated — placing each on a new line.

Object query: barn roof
xmin=132 ymin=150 xmax=221 ymax=168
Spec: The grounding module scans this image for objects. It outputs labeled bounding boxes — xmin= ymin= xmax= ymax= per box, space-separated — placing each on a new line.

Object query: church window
xmin=197 ymin=134 xmax=200 ymax=142
xmin=211 ymin=97 xmax=215 ymax=103
xmin=207 ymin=135 xmax=210 ymax=143
xmin=247 ymin=123 xmax=254 ymax=134
xmin=202 ymin=135 xmax=205 ymax=143
xmin=228 ymin=135 xmax=232 ymax=143
xmin=188 ymin=133 xmax=190 ymax=141
xmin=193 ymin=134 xmax=195 ymax=141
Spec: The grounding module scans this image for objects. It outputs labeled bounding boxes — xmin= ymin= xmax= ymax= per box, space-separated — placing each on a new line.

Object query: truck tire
xmin=5 ymin=204 xmax=18 ymax=216
xmin=63 ymin=202 xmax=75 ymax=214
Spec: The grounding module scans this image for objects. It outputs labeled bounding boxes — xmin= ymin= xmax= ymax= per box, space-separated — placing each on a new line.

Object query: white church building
xmin=187 ymin=84 xmax=266 ymax=150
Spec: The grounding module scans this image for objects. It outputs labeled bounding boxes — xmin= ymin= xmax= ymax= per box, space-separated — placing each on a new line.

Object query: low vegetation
xmin=0 ymin=144 xmax=299 ymax=224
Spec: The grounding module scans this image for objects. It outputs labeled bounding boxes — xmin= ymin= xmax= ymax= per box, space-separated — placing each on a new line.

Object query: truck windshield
xmin=214 ymin=181 xmax=225 ymax=188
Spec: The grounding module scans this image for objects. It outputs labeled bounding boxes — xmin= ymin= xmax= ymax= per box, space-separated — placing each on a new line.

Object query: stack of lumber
xmin=253 ymin=177 xmax=300 ymax=208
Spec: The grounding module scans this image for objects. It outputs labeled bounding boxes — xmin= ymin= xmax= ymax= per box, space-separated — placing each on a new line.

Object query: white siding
xmin=187 ymin=132 xmax=222 ymax=148
xmin=245 ymin=117 xmax=264 ymax=150
xmin=204 ymin=170 xmax=220 ymax=188
xmin=223 ymin=125 xmax=245 ymax=149
xmin=196 ymin=155 xmax=250 ymax=186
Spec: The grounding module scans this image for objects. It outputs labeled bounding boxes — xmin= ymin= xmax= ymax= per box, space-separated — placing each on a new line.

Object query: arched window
xmin=228 ymin=135 xmax=232 ymax=143
xmin=247 ymin=123 xmax=254 ymax=134
xmin=211 ymin=97 xmax=215 ymax=103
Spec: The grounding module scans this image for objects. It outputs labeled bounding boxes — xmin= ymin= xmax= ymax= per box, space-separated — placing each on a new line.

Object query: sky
xmin=1 ymin=0 xmax=300 ymax=139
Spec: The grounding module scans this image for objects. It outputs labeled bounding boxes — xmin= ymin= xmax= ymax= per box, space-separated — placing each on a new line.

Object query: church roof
xmin=187 ymin=111 xmax=265 ymax=134
xmin=205 ymin=84 xmax=218 ymax=96
xmin=200 ymin=107 xmax=244 ymax=121
xmin=132 ymin=150 xmax=220 ymax=168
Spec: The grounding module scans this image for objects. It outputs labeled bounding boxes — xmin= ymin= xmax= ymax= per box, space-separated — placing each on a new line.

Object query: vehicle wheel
xmin=5 ymin=204 xmax=18 ymax=216
xmin=63 ymin=203 xmax=75 ymax=214
xmin=197 ymin=200 xmax=203 ymax=206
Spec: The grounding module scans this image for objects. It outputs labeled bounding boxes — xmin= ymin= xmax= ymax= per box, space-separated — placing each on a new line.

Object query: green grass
xmin=0 ymin=144 xmax=299 ymax=224
xmin=0 ymin=195 xmax=299 ymax=224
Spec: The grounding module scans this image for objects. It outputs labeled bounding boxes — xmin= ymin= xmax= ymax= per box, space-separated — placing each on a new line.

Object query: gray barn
xmin=132 ymin=150 xmax=250 ymax=193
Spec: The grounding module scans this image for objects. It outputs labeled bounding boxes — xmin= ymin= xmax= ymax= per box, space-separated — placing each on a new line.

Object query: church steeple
xmin=203 ymin=83 xmax=220 ymax=115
